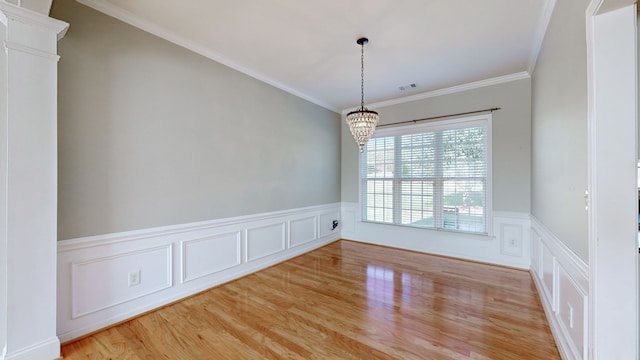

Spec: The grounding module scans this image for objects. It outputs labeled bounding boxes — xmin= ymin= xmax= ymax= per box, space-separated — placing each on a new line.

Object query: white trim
xmin=70 ymin=245 xmax=173 ymax=319
xmin=180 ymin=232 xmax=242 ymax=283
xmin=585 ymin=2 xmax=638 ymax=359
xmin=3 ymin=40 xmax=60 ymax=60
xmin=485 ymin=115 xmax=494 ymax=236
xmin=530 ymin=215 xmax=589 ymax=360
xmin=57 ymin=203 xmax=341 ymax=342
xmin=0 ymin=4 xmax=67 ymax=359
xmin=490 ymin=210 xmax=529 ymax=220
xmin=2 ymin=337 xmax=60 ymax=360
xmin=585 ymin=3 xmax=599 ymax=359
xmin=288 ymin=216 xmax=317 ymax=248
xmin=0 ymin=1 xmax=69 ymax=39
xmin=341 ymin=72 xmax=530 ymax=114
xmin=531 ymin=273 xmax=586 ymax=360
xmin=58 ymin=202 xmax=340 ymax=251
xmin=245 ymin=222 xmax=286 ymax=262
xmin=74 ymin=0 xmax=337 ymax=113
xmin=527 ymin=0 xmax=557 ymax=74
xmin=531 ymin=216 xmax=588 ymax=288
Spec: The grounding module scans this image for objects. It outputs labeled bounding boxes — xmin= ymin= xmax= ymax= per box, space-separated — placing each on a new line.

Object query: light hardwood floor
xmin=61 ymin=240 xmax=560 ymax=359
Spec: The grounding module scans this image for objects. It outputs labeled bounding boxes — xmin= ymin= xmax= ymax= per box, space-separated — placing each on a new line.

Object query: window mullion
xmin=361 ymin=150 xmax=367 ymax=220
xmin=434 ymin=130 xmax=443 ymax=229
xmin=393 ymin=136 xmax=402 ymax=225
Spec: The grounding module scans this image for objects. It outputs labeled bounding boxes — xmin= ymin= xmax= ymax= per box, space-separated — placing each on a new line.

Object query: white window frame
xmin=358 ymin=113 xmax=493 ymax=235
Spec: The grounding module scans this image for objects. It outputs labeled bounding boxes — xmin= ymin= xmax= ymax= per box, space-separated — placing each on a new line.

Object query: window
xmin=361 ymin=115 xmax=491 ymax=234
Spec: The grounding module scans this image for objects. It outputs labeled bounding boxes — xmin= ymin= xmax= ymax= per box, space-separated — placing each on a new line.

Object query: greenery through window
xmin=361 ymin=116 xmax=490 ymax=234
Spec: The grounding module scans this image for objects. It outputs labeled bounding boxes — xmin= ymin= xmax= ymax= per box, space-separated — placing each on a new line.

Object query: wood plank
xmin=61 ymin=240 xmax=560 ymax=359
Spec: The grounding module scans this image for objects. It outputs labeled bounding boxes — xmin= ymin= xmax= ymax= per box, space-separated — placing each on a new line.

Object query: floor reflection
xmin=366 ymin=265 xmax=412 ymax=309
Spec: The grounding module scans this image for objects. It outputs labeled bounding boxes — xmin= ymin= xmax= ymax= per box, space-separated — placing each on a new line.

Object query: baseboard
xmin=1 ymin=337 xmax=60 ymax=360
xmin=340 ymin=202 xmax=531 ymax=269
xmin=530 ymin=215 xmax=588 ymax=360
xmin=57 ymin=203 xmax=341 ymax=342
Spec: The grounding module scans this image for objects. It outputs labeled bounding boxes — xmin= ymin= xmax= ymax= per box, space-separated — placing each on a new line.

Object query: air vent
xmin=399 ymin=83 xmax=417 ymax=91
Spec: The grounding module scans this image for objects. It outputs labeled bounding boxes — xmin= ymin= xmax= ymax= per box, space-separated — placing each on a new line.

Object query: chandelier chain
xmin=346 ymin=37 xmax=379 ymax=152
xmin=360 ymin=41 xmax=365 ymax=109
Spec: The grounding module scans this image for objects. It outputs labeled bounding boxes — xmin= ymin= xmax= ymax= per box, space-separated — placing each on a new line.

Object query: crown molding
xmin=527 ymin=0 xmax=557 ymax=74
xmin=342 ymin=72 xmax=531 ymax=114
xmin=75 ymin=0 xmax=339 ymax=113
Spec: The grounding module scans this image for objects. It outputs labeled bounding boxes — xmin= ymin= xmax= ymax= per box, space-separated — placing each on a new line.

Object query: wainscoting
xmin=58 ymin=202 xmax=589 ymax=358
xmin=57 ymin=203 xmax=341 ymax=342
xmin=341 ymin=202 xmax=531 ymax=269
xmin=531 ymin=215 xmax=589 ymax=360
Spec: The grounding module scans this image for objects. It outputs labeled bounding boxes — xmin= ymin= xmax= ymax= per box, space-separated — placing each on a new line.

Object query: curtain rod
xmin=376 ymin=107 xmax=501 ymax=128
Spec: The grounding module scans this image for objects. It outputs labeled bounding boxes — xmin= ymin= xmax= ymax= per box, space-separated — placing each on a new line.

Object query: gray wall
xmin=52 ymin=0 xmax=341 ymax=240
xmin=342 ymin=78 xmax=532 ymax=214
xmin=531 ymin=0 xmax=590 ymax=261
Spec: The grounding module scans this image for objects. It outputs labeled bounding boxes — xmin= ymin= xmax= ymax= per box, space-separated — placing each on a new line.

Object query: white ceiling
xmin=77 ymin=0 xmax=554 ymax=112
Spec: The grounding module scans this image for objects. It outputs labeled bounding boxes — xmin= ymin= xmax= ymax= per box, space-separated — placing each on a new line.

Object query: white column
xmin=587 ymin=2 xmax=638 ymax=359
xmin=0 ymin=3 xmax=68 ymax=360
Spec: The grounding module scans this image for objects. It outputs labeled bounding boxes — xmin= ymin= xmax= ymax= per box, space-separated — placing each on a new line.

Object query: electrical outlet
xmin=128 ymin=270 xmax=141 ymax=287
xmin=331 ymin=220 xmax=339 ymax=230
xmin=500 ymin=230 xmax=522 ymax=257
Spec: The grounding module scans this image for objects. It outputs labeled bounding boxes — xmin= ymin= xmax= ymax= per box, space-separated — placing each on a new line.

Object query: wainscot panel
xmin=181 ymin=232 xmax=241 ymax=283
xmin=531 ymin=229 xmax=541 ymax=274
xmin=319 ymin=211 xmax=341 ymax=238
xmin=541 ymin=241 xmax=556 ymax=310
xmin=340 ymin=204 xmax=356 ymax=235
xmin=289 ymin=216 xmax=317 ymax=248
xmin=246 ymin=223 xmax=286 ymax=262
xmin=57 ymin=203 xmax=341 ymax=342
xmin=340 ymin=202 xmax=530 ymax=269
xmin=531 ymin=215 xmax=588 ymax=360
xmin=71 ymin=245 xmax=172 ymax=318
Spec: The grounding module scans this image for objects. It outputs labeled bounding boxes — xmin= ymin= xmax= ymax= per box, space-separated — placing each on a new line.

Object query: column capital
xmin=0 ymin=1 xmax=68 ymax=40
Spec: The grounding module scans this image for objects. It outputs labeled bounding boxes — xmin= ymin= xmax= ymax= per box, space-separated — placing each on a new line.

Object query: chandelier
xmin=346 ymin=37 xmax=379 ymax=152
